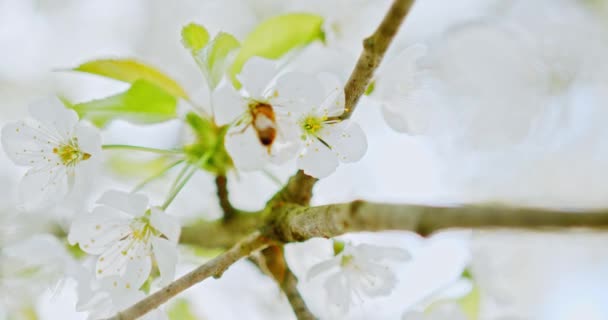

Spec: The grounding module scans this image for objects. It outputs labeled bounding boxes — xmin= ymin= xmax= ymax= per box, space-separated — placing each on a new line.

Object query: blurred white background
xmin=2 ymin=0 xmax=608 ymax=319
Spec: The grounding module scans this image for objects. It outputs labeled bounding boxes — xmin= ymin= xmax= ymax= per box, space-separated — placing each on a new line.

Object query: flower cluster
xmin=214 ymin=57 xmax=367 ymax=178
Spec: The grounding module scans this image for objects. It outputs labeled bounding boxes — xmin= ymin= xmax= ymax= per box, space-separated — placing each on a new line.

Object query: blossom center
xmin=302 ymin=116 xmax=325 ymax=136
xmin=53 ymin=138 xmax=91 ymax=166
xmin=340 ymin=254 xmax=354 ymax=267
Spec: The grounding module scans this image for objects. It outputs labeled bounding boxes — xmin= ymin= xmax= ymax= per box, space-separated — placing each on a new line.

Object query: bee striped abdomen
xmin=250 ymin=103 xmax=277 ymax=148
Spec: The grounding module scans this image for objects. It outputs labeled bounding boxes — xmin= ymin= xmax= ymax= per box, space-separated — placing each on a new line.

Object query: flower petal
xmin=237 ymin=57 xmax=277 ymax=99
xmin=73 ymin=124 xmax=102 ymax=156
xmin=225 ymin=126 xmax=269 ymax=171
xmin=317 ymin=73 xmax=346 ymax=118
xmin=324 ymin=273 xmax=352 ymax=314
xmin=97 ymin=190 xmax=149 ymax=216
xmin=306 ymin=257 xmax=340 ymax=281
xmin=28 ymin=97 xmax=79 ymax=139
xmin=272 ymin=72 xmax=325 ymax=113
xmin=297 ymin=138 xmax=339 ymax=178
xmin=321 ymin=122 xmax=367 ymax=163
xmin=18 ymin=165 xmax=69 ymax=210
xmin=354 ymin=243 xmax=411 ymax=262
xmin=151 ymin=236 xmax=178 ymax=286
xmin=1 ymin=120 xmax=60 ymax=166
xmin=212 ymin=83 xmax=247 ymax=125
xmin=353 ymin=261 xmax=397 ymax=297
xmin=149 ymin=207 xmax=181 ymax=243
xmin=381 ymin=102 xmax=410 ymax=133
xmin=68 ymin=206 xmax=131 ymax=254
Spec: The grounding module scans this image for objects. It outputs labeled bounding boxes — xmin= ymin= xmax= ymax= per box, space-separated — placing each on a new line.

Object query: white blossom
xmin=1 ymin=98 xmax=101 ymax=210
xmin=291 ymin=75 xmax=367 ymax=178
xmin=373 ymin=44 xmax=432 ymax=134
xmin=213 ymin=57 xmax=324 ymax=171
xmin=68 ymin=190 xmax=180 ymax=289
xmin=307 ymin=243 xmax=411 ymax=314
xmin=0 ymin=235 xmax=72 ymax=314
xmin=73 ymin=260 xmax=168 ymax=320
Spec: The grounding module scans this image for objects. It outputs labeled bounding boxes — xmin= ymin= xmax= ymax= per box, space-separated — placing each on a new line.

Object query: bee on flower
xmin=212 ymin=56 xmax=327 ymax=171
xmin=1 ymin=98 xmax=101 ymax=210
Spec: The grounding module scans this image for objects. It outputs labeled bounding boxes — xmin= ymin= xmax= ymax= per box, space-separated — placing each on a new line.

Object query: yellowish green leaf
xmin=181 ymin=23 xmax=210 ymax=54
xmin=168 ymin=299 xmax=198 ymax=320
xmin=229 ymin=13 xmax=324 ymax=86
xmin=74 ymin=59 xmax=188 ymax=99
xmin=199 ymin=32 xmax=240 ymax=88
xmin=72 ymin=80 xmax=177 ymax=127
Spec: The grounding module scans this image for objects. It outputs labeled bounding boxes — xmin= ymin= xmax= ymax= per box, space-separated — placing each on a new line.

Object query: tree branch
xmin=269 ymin=201 xmax=608 ymax=242
xmin=215 ymin=175 xmax=236 ymax=221
xmin=269 ymin=170 xmax=318 ymax=206
xmin=180 ymin=212 xmax=261 ymax=249
xmin=340 ymin=0 xmax=415 ymax=120
xmin=106 ymin=232 xmax=269 ymax=320
xmin=254 ymin=246 xmax=317 ymax=320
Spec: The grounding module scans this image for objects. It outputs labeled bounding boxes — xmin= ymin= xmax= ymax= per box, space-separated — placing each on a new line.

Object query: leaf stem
xmin=131 ymin=159 xmax=185 ymax=193
xmin=102 ymin=144 xmax=183 ymax=155
xmin=161 ymin=153 xmax=212 ymax=210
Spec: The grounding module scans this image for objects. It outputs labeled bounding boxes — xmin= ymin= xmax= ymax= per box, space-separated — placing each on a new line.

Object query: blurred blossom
xmin=0 ymin=234 xmax=73 ymax=315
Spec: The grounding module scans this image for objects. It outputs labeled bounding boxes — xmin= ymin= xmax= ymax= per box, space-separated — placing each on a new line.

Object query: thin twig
xmin=216 ymin=175 xmax=236 ymax=221
xmin=339 ymin=0 xmax=415 ymax=120
xmin=105 ymin=232 xmax=268 ymax=320
xmin=254 ymin=246 xmax=317 ymax=320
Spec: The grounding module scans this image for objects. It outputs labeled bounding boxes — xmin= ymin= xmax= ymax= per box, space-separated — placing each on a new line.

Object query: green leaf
xmin=459 ymin=285 xmax=480 ymax=320
xmin=74 ymin=59 xmax=188 ymax=99
xmin=181 ymin=23 xmax=210 ymax=54
xmin=168 ymin=299 xmax=198 ymax=320
xmin=229 ymin=13 xmax=324 ymax=85
xmin=198 ymin=32 xmax=240 ymax=88
xmin=365 ymin=81 xmax=376 ymax=95
xmin=72 ymin=80 xmax=178 ymax=127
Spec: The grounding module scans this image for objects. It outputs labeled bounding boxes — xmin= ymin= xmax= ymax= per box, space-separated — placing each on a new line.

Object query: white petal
xmin=28 ymin=97 xmax=79 ymax=139
xmin=353 ymin=262 xmax=397 ymax=297
xmin=306 ymin=257 xmax=340 ymax=281
xmin=317 ymin=73 xmax=346 ymax=118
xmin=1 ymin=120 xmax=61 ymax=166
xmin=375 ymin=44 xmax=427 ymax=100
xmin=73 ymin=123 xmax=102 ymax=156
xmin=225 ymin=126 xmax=269 ymax=171
xmin=321 ymin=122 xmax=367 ymax=163
xmin=237 ymin=57 xmax=277 ymax=98
xmin=97 ymin=190 xmax=149 ymax=216
xmin=354 ymin=243 xmax=411 ymax=262
xmin=324 ymin=273 xmax=352 ymax=314
xmin=18 ymin=165 xmax=69 ymax=210
xmin=272 ymin=72 xmax=325 ymax=113
xmin=297 ymin=138 xmax=339 ymax=178
xmin=381 ymin=103 xmax=410 ymax=133
xmin=149 ymin=207 xmax=181 ymax=243
xmin=96 ymin=239 xmax=131 ymax=277
xmin=212 ymin=84 xmax=247 ymax=125
xmin=68 ymin=206 xmax=131 ymax=254
xmin=151 ymin=236 xmax=178 ymax=286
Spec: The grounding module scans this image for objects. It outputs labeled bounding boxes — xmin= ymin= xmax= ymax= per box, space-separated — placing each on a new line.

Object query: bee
xmin=243 ymin=102 xmax=277 ymax=153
